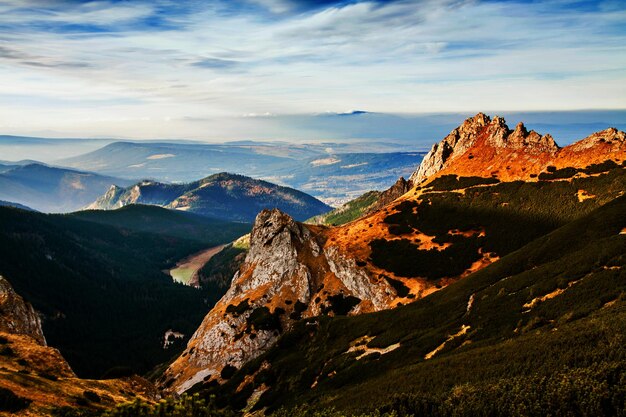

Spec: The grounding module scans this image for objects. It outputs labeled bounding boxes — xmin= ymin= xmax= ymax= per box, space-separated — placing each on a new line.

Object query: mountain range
xmin=158 ymin=114 xmax=626 ymax=410
xmin=0 ymin=163 xmax=134 ymax=212
xmin=56 ymin=141 xmax=425 ymax=205
xmin=87 ymin=172 xmax=332 ymax=223
xmin=1 ymin=113 xmax=625 ymax=416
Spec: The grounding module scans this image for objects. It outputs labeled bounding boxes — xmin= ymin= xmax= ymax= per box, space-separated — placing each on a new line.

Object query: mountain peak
xmin=408 ymin=113 xmax=618 ymax=184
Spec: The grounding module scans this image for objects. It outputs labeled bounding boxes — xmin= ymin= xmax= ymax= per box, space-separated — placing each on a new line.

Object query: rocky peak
xmin=160 ymin=208 xmax=396 ymax=394
xmin=568 ymin=127 xmax=626 ymax=151
xmin=409 ymin=113 xmax=491 ymax=184
xmin=410 ymin=113 xmax=560 ymax=184
xmin=365 ymin=177 xmax=413 ymax=216
xmin=0 ymin=276 xmax=46 ymax=345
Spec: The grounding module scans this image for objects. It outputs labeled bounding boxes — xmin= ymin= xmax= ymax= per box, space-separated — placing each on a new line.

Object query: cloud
xmin=0 ymin=0 xmax=624 ymax=139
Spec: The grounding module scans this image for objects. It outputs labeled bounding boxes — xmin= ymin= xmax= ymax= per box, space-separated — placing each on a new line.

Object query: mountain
xmin=0 ymin=206 xmax=245 ymax=378
xmin=56 ymin=141 xmax=298 ymax=182
xmin=0 ymin=163 xmax=134 ymax=213
xmin=206 ymin=192 xmax=626 ymax=415
xmin=87 ymin=172 xmax=332 ymax=222
xmin=56 ymin=141 xmax=425 ymax=205
xmin=159 ymin=114 xmax=626 ymax=399
xmin=410 ymin=112 xmax=625 ymax=184
xmin=308 ymin=177 xmax=413 ymax=226
xmin=0 ymin=275 xmax=157 ymax=416
xmin=0 ymin=200 xmax=35 ymax=211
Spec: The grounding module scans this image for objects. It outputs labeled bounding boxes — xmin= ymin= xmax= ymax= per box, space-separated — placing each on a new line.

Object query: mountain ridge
xmin=87 ymin=172 xmax=332 ymax=222
xmin=410 ymin=112 xmax=625 ymax=184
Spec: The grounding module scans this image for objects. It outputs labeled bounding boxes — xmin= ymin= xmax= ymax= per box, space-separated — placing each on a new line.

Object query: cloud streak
xmin=0 ymin=0 xmax=624 ymax=139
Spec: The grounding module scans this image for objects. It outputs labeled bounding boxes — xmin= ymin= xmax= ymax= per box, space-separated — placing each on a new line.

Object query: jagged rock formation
xmin=409 ymin=113 xmax=559 ymax=184
xmin=410 ymin=113 xmax=624 ymax=184
xmin=364 ymin=177 xmax=412 ymax=215
xmin=0 ymin=276 xmax=45 ymax=345
xmin=161 ymin=208 xmax=397 ymax=394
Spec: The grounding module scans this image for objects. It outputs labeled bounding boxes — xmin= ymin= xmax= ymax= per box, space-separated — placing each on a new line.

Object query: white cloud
xmin=0 ymin=0 xmax=624 ymax=138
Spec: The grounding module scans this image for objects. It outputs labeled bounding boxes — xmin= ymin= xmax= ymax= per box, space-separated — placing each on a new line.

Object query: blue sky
xmin=0 ymin=0 xmax=625 ymax=140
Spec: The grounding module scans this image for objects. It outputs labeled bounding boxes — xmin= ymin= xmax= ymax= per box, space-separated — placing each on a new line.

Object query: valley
xmin=170 ymin=245 xmax=227 ymax=287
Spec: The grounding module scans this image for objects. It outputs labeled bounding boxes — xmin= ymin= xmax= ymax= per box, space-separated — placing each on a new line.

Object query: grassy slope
xmin=207 ymin=193 xmax=626 ymax=414
xmin=307 ymin=191 xmax=381 ymax=226
xmin=370 ymin=165 xmax=626 ymax=281
xmin=0 ymin=207 xmax=244 ymax=378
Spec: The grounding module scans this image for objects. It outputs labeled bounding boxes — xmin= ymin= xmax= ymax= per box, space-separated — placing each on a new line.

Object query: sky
xmin=0 ymin=0 xmax=625 ymax=140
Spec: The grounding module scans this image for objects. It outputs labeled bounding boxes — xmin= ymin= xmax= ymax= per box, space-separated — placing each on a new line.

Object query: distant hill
xmin=56 ymin=141 xmax=300 ymax=182
xmin=0 ymin=163 xmax=133 ymax=213
xmin=87 ymin=172 xmax=332 ymax=222
xmin=0 ymin=200 xmax=35 ymax=211
xmin=55 ymin=141 xmax=425 ymax=204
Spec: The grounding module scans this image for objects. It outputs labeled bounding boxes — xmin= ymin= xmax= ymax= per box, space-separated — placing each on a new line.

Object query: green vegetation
xmin=68 ymin=205 xmax=250 ymax=245
xmin=427 ymin=175 xmax=500 ymax=191
xmin=308 ymin=191 xmax=381 ymax=226
xmin=202 ymin=192 xmax=626 ymax=415
xmin=246 ymin=307 xmax=284 ymax=332
xmin=0 ymin=206 xmax=240 ymax=378
xmin=50 ymin=395 xmax=238 ymax=417
xmin=372 ymin=167 xmax=626 ymax=278
xmin=321 ymin=294 xmax=362 ymax=316
xmin=198 ymin=241 xmax=249 ymax=293
xmin=370 ymin=236 xmax=482 ymax=279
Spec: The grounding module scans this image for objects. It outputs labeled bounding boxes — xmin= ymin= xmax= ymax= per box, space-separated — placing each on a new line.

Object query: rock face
xmin=409 ymin=113 xmax=559 ymax=184
xmin=364 ymin=177 xmax=412 ymax=215
xmin=160 ymin=209 xmax=396 ymax=394
xmin=409 ymin=113 xmax=626 ymax=185
xmin=0 ymin=275 xmax=46 ymax=345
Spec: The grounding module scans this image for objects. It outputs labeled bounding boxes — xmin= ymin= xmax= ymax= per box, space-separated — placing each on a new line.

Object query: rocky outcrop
xmin=0 ymin=276 xmax=46 ymax=345
xmin=364 ymin=177 xmax=412 ymax=216
xmin=409 ymin=113 xmax=559 ymax=184
xmin=160 ymin=209 xmax=396 ymax=394
xmin=565 ymin=128 xmax=626 ymax=152
xmin=409 ymin=113 xmax=491 ymax=184
xmin=86 ymin=184 xmax=126 ymax=210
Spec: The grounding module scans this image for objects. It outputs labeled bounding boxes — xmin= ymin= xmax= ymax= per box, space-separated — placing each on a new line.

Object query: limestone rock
xmin=160 ymin=209 xmax=395 ymax=394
